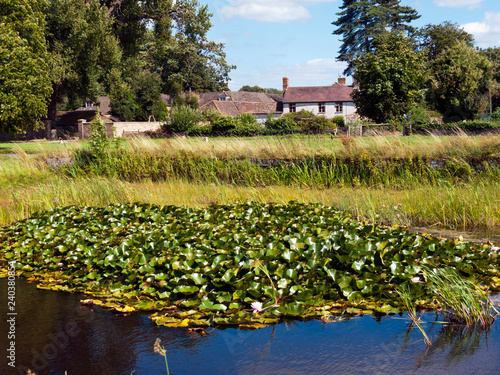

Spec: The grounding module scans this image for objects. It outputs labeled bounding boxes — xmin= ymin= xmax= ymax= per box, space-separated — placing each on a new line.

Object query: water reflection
xmin=1 ymin=278 xmax=499 ymax=375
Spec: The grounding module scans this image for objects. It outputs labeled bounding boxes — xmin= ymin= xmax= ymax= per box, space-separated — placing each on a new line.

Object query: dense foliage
xmin=0 ymin=0 xmax=52 ymax=134
xmin=352 ymin=31 xmax=425 ymax=123
xmin=332 ymin=0 xmax=420 ymax=75
xmin=428 ymin=41 xmax=493 ymax=121
xmin=1 ymin=202 xmax=498 ymax=326
xmin=0 ymin=0 xmax=234 ymax=125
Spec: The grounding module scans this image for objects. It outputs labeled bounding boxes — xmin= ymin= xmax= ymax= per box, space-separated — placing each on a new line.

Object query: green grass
xmin=0 ymin=134 xmax=499 ymax=231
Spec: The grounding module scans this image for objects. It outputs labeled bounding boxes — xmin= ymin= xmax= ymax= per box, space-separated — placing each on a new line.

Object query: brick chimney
xmin=338 ymin=77 xmax=346 ymax=86
xmin=283 ymin=76 xmax=289 ymax=94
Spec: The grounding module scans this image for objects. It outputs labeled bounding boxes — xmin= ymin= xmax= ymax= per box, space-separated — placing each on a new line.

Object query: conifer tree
xmin=333 ymin=0 xmax=420 ymax=75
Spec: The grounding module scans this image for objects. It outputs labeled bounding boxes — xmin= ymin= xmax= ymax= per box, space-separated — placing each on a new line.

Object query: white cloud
xmin=218 ymin=0 xmax=337 ymax=23
xmin=463 ymin=11 xmax=500 ymax=48
xmin=434 ymin=0 xmax=483 ymax=8
xmin=229 ymin=58 xmax=349 ymax=90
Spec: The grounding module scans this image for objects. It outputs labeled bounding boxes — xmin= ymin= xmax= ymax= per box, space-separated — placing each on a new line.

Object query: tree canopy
xmin=352 ymin=31 xmax=425 ymax=123
xmin=428 ymin=41 xmax=493 ymax=121
xmin=0 ymin=0 xmax=52 ymax=134
xmin=333 ymin=0 xmax=419 ymax=75
xmin=239 ymin=86 xmax=282 ymax=94
xmin=1 ymin=0 xmax=235 ymax=128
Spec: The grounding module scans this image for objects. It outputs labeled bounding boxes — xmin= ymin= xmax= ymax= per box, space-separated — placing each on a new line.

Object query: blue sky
xmin=202 ymin=0 xmax=500 ymax=91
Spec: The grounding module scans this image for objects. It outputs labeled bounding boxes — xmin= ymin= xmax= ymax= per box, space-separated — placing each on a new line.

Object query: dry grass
xmin=120 ymin=133 xmax=500 ymax=161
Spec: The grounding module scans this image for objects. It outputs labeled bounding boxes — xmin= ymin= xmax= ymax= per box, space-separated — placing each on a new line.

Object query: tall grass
xmin=423 ymin=267 xmax=498 ymax=328
xmin=1 ymin=134 xmax=500 ymax=229
xmin=396 ymin=285 xmax=432 ymax=346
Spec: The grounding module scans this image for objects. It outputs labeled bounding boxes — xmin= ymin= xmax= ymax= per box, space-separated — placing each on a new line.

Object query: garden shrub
xmin=212 ymin=116 xmax=237 ymax=134
xmin=331 ymin=115 xmax=345 ymax=127
xmin=164 ymin=105 xmax=201 ymax=133
xmin=89 ymin=111 xmax=109 ymax=159
xmin=265 ymin=116 xmax=299 ymax=135
xmin=301 ymin=116 xmax=333 ymax=133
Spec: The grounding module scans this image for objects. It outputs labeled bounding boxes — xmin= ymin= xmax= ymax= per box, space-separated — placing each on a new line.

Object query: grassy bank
xmin=1 ymin=133 xmax=500 ymax=230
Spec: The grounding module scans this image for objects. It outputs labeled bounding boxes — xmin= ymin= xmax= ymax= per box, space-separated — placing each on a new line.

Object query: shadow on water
xmin=1 ymin=279 xmax=500 ymax=375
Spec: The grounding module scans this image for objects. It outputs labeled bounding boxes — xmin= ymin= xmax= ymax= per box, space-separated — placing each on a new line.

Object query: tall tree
xmin=352 ymin=31 xmax=425 ymax=123
xmin=428 ymin=41 xmax=493 ymax=121
xmin=333 ymin=0 xmax=419 ymax=75
xmin=0 ymin=0 xmax=52 ymax=133
xmin=480 ymin=47 xmax=500 ymax=112
xmin=417 ymin=22 xmax=475 ymax=61
xmin=44 ymin=0 xmax=122 ymax=120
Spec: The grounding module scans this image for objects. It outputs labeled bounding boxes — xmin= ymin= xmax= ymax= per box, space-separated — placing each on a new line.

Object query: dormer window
xmin=219 ymin=95 xmax=229 ymax=101
xmin=85 ymin=100 xmax=92 ymax=108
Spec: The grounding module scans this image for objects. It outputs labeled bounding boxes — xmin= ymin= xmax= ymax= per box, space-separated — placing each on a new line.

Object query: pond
xmin=2 ymin=278 xmax=500 ymax=375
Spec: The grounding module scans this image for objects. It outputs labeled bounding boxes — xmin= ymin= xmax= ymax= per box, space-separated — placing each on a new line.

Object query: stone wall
xmin=77 ymin=120 xmax=163 ymax=139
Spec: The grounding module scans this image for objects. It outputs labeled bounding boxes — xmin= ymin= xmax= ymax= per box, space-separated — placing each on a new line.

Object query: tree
xmin=417 ymin=22 xmax=475 ymax=62
xmin=428 ymin=41 xmax=493 ymax=121
xmin=148 ymin=1 xmax=235 ymax=92
xmin=44 ymin=0 xmax=123 ymax=120
xmin=352 ymin=31 xmax=425 ymax=123
xmin=333 ymin=0 xmax=419 ymax=75
xmin=239 ymin=85 xmax=281 ymax=94
xmin=44 ymin=0 xmax=234 ymax=121
xmin=0 ymin=0 xmax=52 ymax=134
xmin=480 ymin=47 xmax=500 ymax=112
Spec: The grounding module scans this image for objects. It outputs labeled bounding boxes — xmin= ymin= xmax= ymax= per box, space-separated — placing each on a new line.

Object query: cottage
xmin=282 ymin=77 xmax=357 ymax=120
xmin=199 ymin=91 xmax=282 ymax=122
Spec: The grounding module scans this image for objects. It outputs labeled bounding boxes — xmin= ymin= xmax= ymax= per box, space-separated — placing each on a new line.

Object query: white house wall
xmin=283 ymin=102 xmax=356 ymax=119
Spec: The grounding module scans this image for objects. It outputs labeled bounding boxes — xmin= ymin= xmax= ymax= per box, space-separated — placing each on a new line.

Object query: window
xmin=219 ymin=96 xmax=227 ymax=101
xmin=335 ymin=102 xmax=343 ymax=113
xmin=289 ymin=103 xmax=296 ymax=113
xmin=318 ymin=103 xmax=325 ymax=113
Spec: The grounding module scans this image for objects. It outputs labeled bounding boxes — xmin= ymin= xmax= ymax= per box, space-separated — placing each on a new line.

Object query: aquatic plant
xmin=423 ymin=266 xmax=498 ymax=328
xmin=154 ymin=338 xmax=170 ymax=375
xmin=396 ymin=284 xmax=432 ymax=346
xmin=1 ymin=202 xmax=499 ymax=328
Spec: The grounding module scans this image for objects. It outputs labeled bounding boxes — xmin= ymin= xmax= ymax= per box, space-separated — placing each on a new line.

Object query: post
xmin=77 ymin=119 xmax=85 ymax=139
xmin=43 ymin=119 xmax=52 ymax=140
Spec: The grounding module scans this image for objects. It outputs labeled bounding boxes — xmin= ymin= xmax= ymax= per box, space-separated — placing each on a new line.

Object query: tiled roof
xmin=198 ymin=91 xmax=282 ymax=107
xmin=283 ymin=84 xmax=354 ymax=103
xmin=200 ymin=101 xmax=281 ymax=117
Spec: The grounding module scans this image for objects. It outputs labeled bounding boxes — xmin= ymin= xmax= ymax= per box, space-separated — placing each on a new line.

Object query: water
xmin=410 ymin=226 xmax=500 ymax=244
xmin=2 ymin=279 xmax=500 ymax=375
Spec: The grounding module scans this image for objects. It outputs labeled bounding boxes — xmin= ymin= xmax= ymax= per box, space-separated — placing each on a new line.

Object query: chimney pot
xmin=283 ymin=76 xmax=289 ymax=94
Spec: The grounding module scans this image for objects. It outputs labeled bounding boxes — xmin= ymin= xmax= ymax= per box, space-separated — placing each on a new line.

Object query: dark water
xmin=2 ymin=278 xmax=500 ymax=375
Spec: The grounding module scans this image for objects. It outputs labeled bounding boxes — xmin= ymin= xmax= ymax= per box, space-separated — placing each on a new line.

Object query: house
xmin=199 ymin=91 xmax=283 ymax=122
xmin=282 ymin=77 xmax=357 ymax=120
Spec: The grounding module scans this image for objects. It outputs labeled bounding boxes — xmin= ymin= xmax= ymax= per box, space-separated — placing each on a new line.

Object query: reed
xmin=423 ymin=267 xmax=498 ymax=328
xmin=396 ymin=285 xmax=432 ymax=346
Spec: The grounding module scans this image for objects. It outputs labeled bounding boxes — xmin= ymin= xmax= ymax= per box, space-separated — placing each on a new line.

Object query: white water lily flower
xmin=411 ymin=277 xmax=421 ymax=283
xmin=492 ymin=246 xmax=500 ymax=252
xmin=251 ymin=301 xmax=263 ymax=313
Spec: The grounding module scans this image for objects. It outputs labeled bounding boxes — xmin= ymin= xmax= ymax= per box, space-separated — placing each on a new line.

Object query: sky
xmin=202 ymin=0 xmax=500 ymax=91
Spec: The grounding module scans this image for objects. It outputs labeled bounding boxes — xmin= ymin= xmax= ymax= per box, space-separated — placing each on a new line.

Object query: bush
xmin=212 ymin=116 xmax=237 ymax=134
xmin=202 ymin=109 xmax=222 ymax=124
xmin=164 ymin=106 xmax=201 ymax=133
xmin=88 ymin=111 xmax=109 ymax=158
xmin=236 ymin=113 xmax=258 ymax=127
xmin=284 ymin=110 xmax=314 ymax=122
xmin=265 ymin=116 xmax=299 ymax=135
xmin=186 ymin=124 xmax=212 ymax=136
xmin=301 ymin=116 xmax=333 ymax=133
xmin=331 ymin=115 xmax=345 ymax=127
